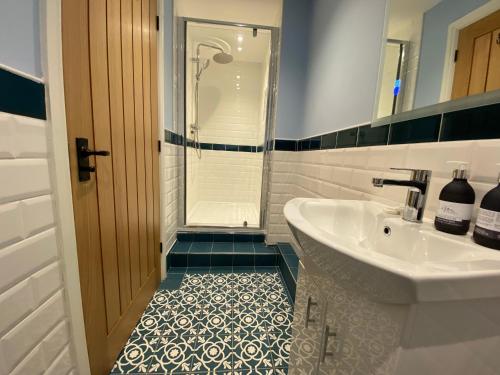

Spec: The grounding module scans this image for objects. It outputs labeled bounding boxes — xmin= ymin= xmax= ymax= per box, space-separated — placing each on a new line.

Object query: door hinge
xmin=160 ymin=242 xmax=163 ymax=254
xmin=156 ymin=15 xmax=159 ymax=31
xmin=454 ymin=49 xmax=459 ymax=62
xmin=158 ymin=140 xmax=161 ymax=152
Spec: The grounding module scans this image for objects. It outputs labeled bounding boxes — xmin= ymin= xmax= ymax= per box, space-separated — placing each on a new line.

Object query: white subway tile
xmin=0 ymin=280 xmax=36 ymax=336
xmin=0 ymin=291 xmax=66 ymax=373
xmin=44 ymin=346 xmax=73 ymax=375
xmin=0 ymin=159 xmax=51 ymax=204
xmin=0 ymin=202 xmax=23 ymax=248
xmin=470 ymin=140 xmax=500 ymax=183
xmin=31 ymin=262 xmax=63 ymax=305
xmin=20 ymin=195 xmax=55 ymax=238
xmin=406 ymin=141 xmax=473 ymax=178
xmin=9 ymin=345 xmax=44 ymax=375
xmin=366 ymin=144 xmax=408 ymax=171
xmin=0 ymin=114 xmax=47 ymax=159
xmin=0 ymin=229 xmax=58 ymax=293
xmin=41 ymin=321 xmax=71 ymax=366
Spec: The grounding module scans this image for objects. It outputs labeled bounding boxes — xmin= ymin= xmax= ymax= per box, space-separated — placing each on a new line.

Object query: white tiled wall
xmin=196 ymin=61 xmax=266 ymax=146
xmin=162 ymin=142 xmax=181 ymax=273
xmin=0 ymin=112 xmax=76 ymax=374
xmin=267 ymin=140 xmax=500 ymax=244
xmin=187 ymin=149 xmax=263 ymax=206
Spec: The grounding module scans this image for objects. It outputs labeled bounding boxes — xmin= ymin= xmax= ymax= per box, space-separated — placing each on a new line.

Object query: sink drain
xmin=383 ymin=226 xmax=391 ymax=236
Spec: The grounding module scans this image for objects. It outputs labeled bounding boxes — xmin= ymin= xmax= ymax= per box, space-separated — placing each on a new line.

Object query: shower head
xmin=213 ymin=51 xmax=233 ymax=64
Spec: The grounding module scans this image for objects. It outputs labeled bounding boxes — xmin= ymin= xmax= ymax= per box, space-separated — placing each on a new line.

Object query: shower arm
xmin=196 ymin=43 xmax=224 ymax=59
xmin=195 ymin=43 xmax=224 ymax=80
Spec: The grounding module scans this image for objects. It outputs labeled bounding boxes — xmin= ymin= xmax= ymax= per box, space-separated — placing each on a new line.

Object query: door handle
xmin=79 ymin=148 xmax=110 ymax=157
xmin=320 ymin=325 xmax=337 ymax=363
xmin=305 ymin=296 xmax=318 ymax=328
xmin=76 ymin=137 xmax=110 ymax=182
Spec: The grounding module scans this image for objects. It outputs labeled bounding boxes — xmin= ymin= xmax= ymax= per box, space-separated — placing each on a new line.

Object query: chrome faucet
xmin=372 ymin=168 xmax=432 ymax=223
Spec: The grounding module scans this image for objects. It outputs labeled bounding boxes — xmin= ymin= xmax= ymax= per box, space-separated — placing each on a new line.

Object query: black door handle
xmin=79 ymin=148 xmax=111 ymax=158
xmin=76 ymin=137 xmax=110 ymax=182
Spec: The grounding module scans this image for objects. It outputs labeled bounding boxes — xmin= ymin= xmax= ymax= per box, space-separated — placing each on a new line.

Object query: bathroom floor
xmin=111 ymin=270 xmax=292 ymax=374
xmin=187 ymin=201 xmax=260 ymax=228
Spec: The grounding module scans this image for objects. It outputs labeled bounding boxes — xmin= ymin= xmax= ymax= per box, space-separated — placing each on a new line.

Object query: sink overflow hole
xmin=383 ymin=226 xmax=391 ymax=236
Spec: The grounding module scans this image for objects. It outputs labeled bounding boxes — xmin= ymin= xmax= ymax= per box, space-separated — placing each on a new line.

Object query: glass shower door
xmin=184 ymin=21 xmax=272 ymax=228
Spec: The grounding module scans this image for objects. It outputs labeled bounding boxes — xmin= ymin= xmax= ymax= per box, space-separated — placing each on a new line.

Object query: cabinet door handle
xmin=305 ymin=296 xmax=318 ymax=328
xmin=320 ymin=325 xmax=337 ymax=363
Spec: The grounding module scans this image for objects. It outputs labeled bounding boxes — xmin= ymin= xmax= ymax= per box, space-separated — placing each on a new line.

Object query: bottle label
xmin=475 ymin=208 xmax=500 ymax=240
xmin=436 ymin=201 xmax=473 ymax=223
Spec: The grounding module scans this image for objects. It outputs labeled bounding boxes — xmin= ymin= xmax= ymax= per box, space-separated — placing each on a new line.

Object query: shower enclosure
xmin=178 ymin=19 xmax=278 ymax=229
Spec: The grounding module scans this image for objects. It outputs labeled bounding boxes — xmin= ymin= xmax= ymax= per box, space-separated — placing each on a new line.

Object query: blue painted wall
xmin=0 ymin=0 xmax=42 ymax=78
xmin=164 ymin=0 xmax=174 ymax=130
xmin=414 ymin=0 xmax=488 ymax=108
xmin=274 ymin=0 xmax=312 ymax=139
xmin=300 ymin=0 xmax=387 ymax=138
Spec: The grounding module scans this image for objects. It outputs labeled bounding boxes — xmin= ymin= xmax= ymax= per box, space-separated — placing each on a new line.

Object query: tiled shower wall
xmin=267 ymin=139 xmax=500 ymax=243
xmin=0 ymin=112 xmax=76 ymax=374
xmin=163 ymin=142 xmax=182 ymax=274
xmin=187 ymin=148 xmax=263 ymax=211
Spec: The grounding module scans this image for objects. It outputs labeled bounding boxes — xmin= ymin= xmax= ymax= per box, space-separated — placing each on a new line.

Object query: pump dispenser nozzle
xmin=447 ymin=161 xmax=469 ymax=179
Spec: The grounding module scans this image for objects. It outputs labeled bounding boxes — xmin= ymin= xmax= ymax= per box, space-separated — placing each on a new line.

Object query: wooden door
xmin=62 ymin=0 xmax=160 ymax=373
xmin=452 ymin=9 xmax=500 ymax=99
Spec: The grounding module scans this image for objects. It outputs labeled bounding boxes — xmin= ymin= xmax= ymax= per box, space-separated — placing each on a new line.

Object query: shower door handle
xmin=76 ymin=137 xmax=110 ymax=182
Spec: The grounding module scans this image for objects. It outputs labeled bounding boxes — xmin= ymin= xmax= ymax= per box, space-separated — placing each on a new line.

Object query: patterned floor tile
xmin=111 ymin=335 xmax=158 ymax=373
xmin=191 ymin=334 xmax=234 ymax=372
xmin=111 ymin=271 xmax=293 ymax=375
xmin=148 ymin=335 xmax=198 ymax=374
xmin=233 ymin=332 xmax=274 ymax=372
xmin=268 ymin=330 xmax=292 ymax=369
xmin=131 ymin=310 xmax=170 ymax=337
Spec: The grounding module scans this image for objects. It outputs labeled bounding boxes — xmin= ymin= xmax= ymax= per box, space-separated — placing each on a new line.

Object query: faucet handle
xmin=390 ymin=168 xmax=431 ymax=182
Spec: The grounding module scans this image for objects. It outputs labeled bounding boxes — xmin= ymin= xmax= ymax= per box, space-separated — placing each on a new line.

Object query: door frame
xmin=41 ymin=0 xmax=165 ymax=372
xmin=41 ymin=1 xmax=90 ymax=373
xmin=440 ymin=0 xmax=500 ymax=102
xmin=175 ymin=17 xmax=280 ymax=232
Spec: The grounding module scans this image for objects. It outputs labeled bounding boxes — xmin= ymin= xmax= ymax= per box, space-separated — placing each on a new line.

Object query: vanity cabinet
xmin=289 ymin=257 xmax=407 ymax=375
xmin=288 ymin=261 xmax=327 ymax=374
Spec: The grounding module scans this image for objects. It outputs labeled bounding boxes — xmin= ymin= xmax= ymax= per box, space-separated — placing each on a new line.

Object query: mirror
xmin=374 ymin=0 xmax=500 ymax=121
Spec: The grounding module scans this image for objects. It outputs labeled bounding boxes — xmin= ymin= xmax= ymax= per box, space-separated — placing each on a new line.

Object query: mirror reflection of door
xmin=452 ymin=9 xmax=500 ymax=99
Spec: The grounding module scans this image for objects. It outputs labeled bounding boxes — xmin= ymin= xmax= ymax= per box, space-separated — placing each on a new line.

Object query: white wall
xmin=175 ymin=0 xmax=283 ymax=27
xmin=0 ymin=0 xmax=42 ymax=78
xmin=0 ymin=112 xmax=76 ymax=374
xmin=267 ymin=140 xmax=500 ymax=244
xmin=197 ymin=61 xmax=266 ymax=145
xmin=301 ymin=0 xmax=388 ymax=138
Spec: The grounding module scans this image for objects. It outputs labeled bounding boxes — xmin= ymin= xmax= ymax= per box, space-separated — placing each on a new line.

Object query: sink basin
xmin=284 ymin=198 xmax=500 ymax=303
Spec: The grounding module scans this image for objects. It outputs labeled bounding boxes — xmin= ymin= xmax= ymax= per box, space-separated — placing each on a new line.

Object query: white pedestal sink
xmin=285 ymin=198 xmax=500 ymax=375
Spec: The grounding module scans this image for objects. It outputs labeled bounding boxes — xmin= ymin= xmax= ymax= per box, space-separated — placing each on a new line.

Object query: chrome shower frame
xmin=174 ymin=17 xmax=281 ymax=233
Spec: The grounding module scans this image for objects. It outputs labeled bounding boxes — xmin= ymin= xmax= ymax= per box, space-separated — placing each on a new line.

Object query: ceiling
xmin=175 ymin=0 xmax=283 ymax=27
xmin=388 ymin=0 xmax=442 ymax=38
xmin=187 ymin=22 xmax=271 ymax=64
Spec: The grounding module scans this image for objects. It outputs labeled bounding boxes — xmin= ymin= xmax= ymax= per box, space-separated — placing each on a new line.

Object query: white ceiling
xmin=387 ymin=0 xmax=442 ymax=38
xmin=175 ymin=0 xmax=283 ymax=27
xmin=188 ymin=22 xmax=271 ymax=63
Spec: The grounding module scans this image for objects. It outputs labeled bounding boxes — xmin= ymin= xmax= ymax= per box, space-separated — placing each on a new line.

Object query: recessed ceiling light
xmin=237 ymin=47 xmax=243 ymax=52
xmin=237 ymin=35 xmax=243 ymax=42
xmin=236 ymin=75 xmax=240 ymax=79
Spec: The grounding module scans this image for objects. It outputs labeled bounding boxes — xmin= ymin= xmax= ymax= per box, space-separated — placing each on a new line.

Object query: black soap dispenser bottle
xmin=473 ymin=164 xmax=500 ymax=250
xmin=434 ymin=161 xmax=475 ymax=235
